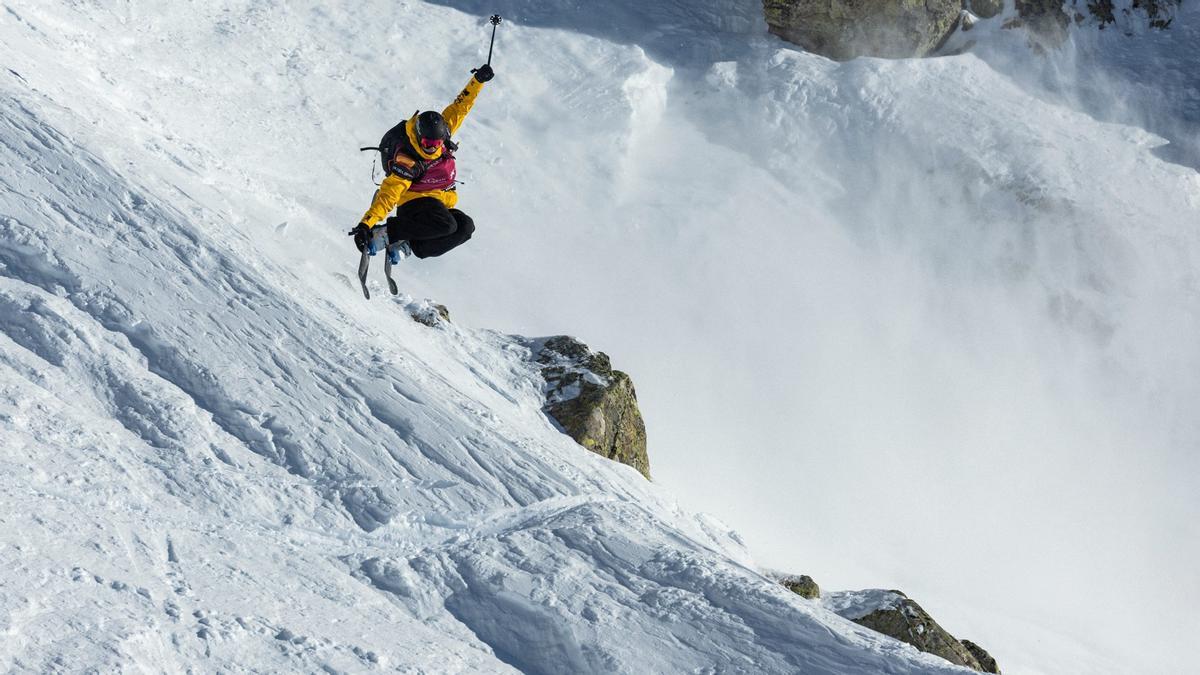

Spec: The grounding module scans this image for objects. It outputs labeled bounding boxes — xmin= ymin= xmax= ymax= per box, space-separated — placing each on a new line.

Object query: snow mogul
xmin=348 ymin=62 xmax=494 ymax=298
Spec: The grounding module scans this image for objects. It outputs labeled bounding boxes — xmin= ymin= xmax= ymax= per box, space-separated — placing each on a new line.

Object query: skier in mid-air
xmin=349 ymin=62 xmax=494 ymax=297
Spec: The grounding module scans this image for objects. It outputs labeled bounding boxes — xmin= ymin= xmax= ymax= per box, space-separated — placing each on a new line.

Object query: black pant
xmin=384 ymin=197 xmax=475 ymax=259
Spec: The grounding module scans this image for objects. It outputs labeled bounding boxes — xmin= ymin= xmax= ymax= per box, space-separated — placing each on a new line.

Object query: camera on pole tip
xmin=475 ymin=13 xmax=503 ymax=72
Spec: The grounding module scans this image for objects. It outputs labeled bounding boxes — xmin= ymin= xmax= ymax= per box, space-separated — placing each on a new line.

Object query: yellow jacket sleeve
xmin=360 ymin=173 xmax=412 ymax=227
xmin=442 ymin=76 xmax=485 ymax=136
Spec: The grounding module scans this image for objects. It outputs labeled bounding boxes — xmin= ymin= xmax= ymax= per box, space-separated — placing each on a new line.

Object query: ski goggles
xmin=419 ymin=137 xmax=444 ymax=150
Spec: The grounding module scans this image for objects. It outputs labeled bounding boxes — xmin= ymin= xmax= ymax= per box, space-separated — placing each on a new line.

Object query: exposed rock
xmin=766 ymin=0 xmax=1178 ymax=61
xmin=1001 ymin=0 xmax=1179 ymax=48
xmin=1138 ymin=0 xmax=1180 ymax=29
xmin=530 ymin=336 xmax=650 ymax=479
xmin=1011 ymin=0 xmax=1070 ymax=43
xmin=962 ymin=639 xmax=1002 ymax=674
xmin=772 ymin=572 xmax=821 ymax=599
xmin=407 ymin=301 xmax=451 ymax=327
xmin=1068 ymin=0 xmax=1180 ymax=29
xmin=763 ymin=0 xmax=963 ymax=60
xmin=968 ymin=0 xmax=1004 ymax=19
xmin=824 ymin=589 xmax=999 ymax=672
xmin=1084 ymin=0 xmax=1118 ymax=24
xmin=1007 ymin=0 xmax=1180 ymax=45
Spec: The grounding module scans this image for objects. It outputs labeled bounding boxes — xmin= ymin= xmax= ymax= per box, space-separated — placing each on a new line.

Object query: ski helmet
xmin=415 ymin=111 xmax=449 ymax=150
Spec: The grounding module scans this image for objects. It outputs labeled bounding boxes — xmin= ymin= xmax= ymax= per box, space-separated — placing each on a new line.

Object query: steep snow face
xmin=0 ymin=100 xmax=961 ymax=673
xmin=1 ymin=2 xmax=980 ymax=674
xmin=3 ymin=0 xmax=1198 ymax=673
xmin=422 ymin=6 xmax=1198 ymax=675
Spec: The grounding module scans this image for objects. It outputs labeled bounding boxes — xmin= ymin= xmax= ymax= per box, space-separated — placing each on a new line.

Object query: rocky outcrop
xmin=763 ymin=0 xmax=963 ymax=60
xmin=408 ymin=301 xmax=451 ymax=327
xmin=1004 ymin=0 xmax=1070 ymax=43
xmin=1068 ymin=0 xmax=1180 ymax=29
xmin=770 ymin=572 xmax=821 ymax=599
xmin=766 ymin=0 xmax=1180 ymax=59
xmin=849 ymin=593 xmax=984 ymax=670
xmin=962 ymin=639 xmax=1002 ymax=674
xmin=775 ymin=579 xmax=1001 ymax=673
xmin=1132 ymin=0 xmax=1179 ymax=29
xmin=824 ymin=589 xmax=999 ymax=672
xmin=967 ymin=0 xmax=1004 ymax=19
xmin=529 ymin=336 xmax=650 ymax=479
xmin=1007 ymin=0 xmax=1179 ymax=44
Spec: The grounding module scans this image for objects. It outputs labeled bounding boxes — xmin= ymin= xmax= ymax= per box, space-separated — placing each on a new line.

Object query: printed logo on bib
xmin=391 ymin=151 xmax=419 ymax=179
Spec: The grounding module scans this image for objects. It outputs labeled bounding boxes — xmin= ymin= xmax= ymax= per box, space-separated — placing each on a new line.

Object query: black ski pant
xmin=384 ymin=197 xmax=475 ymax=259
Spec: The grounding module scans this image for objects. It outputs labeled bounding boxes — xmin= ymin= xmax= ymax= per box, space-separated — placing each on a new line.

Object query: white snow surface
xmin=0 ymin=2 xmax=975 ymax=674
xmin=2 ymin=0 xmax=1199 ymax=673
xmin=823 ymin=590 xmax=907 ymax=622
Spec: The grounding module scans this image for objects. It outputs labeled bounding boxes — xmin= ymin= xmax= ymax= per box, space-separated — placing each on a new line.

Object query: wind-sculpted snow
xmin=3 ymin=0 xmax=1198 ymax=672
xmin=0 ymin=89 xmax=634 ymax=528
xmin=356 ymin=496 xmax=961 ymax=675
xmin=0 ymin=44 xmax=969 ymax=675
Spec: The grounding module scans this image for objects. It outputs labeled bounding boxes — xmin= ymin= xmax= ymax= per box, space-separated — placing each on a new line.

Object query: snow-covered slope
xmin=0 ymin=2 xmax=983 ymax=673
xmin=2 ymin=0 xmax=1198 ymax=673
xmin=0 ymin=48 xmax=969 ymax=675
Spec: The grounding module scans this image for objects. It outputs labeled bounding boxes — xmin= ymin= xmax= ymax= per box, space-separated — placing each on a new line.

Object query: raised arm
xmin=441 ymin=65 xmax=493 ymax=136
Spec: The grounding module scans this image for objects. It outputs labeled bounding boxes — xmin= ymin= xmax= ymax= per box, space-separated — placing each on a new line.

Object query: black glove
xmin=349 ymin=223 xmax=370 ymax=252
xmin=473 ymin=64 xmax=494 ymax=83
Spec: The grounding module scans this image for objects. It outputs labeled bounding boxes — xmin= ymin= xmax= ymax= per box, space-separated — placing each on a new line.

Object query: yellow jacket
xmin=360 ymin=76 xmax=486 ymax=227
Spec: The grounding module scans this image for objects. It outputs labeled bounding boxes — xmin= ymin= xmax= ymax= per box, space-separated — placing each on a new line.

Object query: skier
xmin=349 ymin=63 xmax=495 ymax=271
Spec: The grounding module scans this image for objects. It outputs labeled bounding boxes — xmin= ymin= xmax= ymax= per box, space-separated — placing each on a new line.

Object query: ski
xmin=384 ymin=249 xmax=399 ymax=295
xmin=357 ymin=249 xmax=371 ymax=300
xmin=357 ymin=229 xmax=401 ymax=299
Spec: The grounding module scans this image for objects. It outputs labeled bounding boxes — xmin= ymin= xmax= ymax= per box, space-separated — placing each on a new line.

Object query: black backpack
xmin=361 ymin=112 xmax=457 ymax=184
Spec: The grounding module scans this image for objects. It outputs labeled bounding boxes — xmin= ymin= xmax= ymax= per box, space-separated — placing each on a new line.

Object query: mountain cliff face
xmin=764 ymin=0 xmax=963 ymax=59
xmin=764 ymin=0 xmax=1183 ymax=58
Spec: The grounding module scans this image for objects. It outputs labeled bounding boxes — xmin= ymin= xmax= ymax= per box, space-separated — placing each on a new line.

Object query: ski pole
xmin=486 ymin=14 xmax=502 ymax=66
